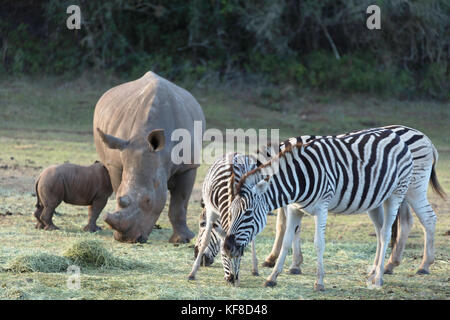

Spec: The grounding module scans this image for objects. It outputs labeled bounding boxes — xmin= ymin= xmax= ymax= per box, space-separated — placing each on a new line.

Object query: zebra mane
xmin=226 ymin=153 xmax=237 ymax=226
xmin=235 ymin=141 xmax=310 ymax=194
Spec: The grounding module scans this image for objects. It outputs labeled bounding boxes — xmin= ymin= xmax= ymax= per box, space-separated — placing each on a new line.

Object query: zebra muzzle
xmin=224 ymin=234 xmax=243 ymax=258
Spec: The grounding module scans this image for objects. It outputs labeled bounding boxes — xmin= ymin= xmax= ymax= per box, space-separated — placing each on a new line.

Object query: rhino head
xmin=97 ymin=128 xmax=167 ymax=243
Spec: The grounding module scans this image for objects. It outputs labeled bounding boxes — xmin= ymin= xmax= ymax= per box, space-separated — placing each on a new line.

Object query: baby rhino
xmin=34 ymin=161 xmax=113 ymax=232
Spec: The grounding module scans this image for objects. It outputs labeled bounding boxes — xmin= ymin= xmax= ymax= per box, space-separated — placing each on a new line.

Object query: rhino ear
xmin=147 ymin=129 xmax=165 ymax=152
xmin=97 ymin=128 xmax=129 ymax=150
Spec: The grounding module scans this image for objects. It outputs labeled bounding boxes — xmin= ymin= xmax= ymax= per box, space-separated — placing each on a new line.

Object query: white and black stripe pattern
xmin=263 ymin=125 xmax=443 ymax=276
xmin=189 ymin=152 xmax=258 ymax=284
xmin=197 ymin=125 xmax=443 ymax=280
xmin=224 ymin=127 xmax=414 ymax=289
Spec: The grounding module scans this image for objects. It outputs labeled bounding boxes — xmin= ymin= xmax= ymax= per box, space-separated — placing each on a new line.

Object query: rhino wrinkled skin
xmin=93 ymin=71 xmax=205 ymax=244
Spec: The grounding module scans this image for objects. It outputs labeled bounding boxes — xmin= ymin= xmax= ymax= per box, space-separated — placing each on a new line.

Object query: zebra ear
xmin=252 ymin=178 xmax=270 ymax=195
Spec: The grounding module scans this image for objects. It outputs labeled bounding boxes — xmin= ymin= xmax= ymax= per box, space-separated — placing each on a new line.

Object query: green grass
xmin=0 ymin=76 xmax=449 ymax=300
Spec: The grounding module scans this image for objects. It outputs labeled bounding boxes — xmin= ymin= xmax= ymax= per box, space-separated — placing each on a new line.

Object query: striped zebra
xmin=188 ymin=152 xmax=259 ymax=285
xmin=224 ymin=127 xmax=415 ymax=290
xmin=195 ymin=125 xmax=444 ymax=281
xmin=262 ymin=125 xmax=444 ymax=277
xmin=194 ymin=125 xmax=444 ymax=281
xmin=194 ymin=126 xmax=443 ymax=283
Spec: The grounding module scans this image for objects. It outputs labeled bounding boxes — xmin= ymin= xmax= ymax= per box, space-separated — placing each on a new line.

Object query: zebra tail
xmin=390 ymin=216 xmax=398 ymax=249
xmin=430 ymin=147 xmax=447 ymax=199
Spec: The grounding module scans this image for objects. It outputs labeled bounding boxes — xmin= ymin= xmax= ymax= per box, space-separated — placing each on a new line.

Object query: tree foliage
xmin=0 ymin=0 xmax=448 ymax=98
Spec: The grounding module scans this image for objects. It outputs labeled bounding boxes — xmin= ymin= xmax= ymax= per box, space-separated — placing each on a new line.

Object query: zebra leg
xmin=405 ymin=188 xmax=436 ymax=275
xmin=384 ymin=201 xmax=414 ymax=274
xmin=369 ymin=195 xmax=404 ymax=287
xmin=313 ymin=210 xmax=328 ymax=291
xmin=265 ymin=206 xmax=303 ymax=287
xmin=220 ymin=249 xmax=233 ymax=284
xmin=251 ymin=240 xmax=259 ymax=276
xmin=367 ymin=206 xmax=384 ymax=277
xmin=188 ymin=209 xmax=217 ymax=280
xmin=262 ymin=207 xmax=287 ymax=268
xmin=289 ymin=207 xmax=304 ymax=275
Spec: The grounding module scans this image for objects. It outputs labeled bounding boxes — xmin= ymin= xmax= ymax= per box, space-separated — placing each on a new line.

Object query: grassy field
xmin=0 ymin=75 xmax=449 ymax=300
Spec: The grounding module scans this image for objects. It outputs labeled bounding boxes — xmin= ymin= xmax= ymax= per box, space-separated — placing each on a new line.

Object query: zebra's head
xmin=223 ymin=176 xmax=270 ymax=260
xmin=194 ymin=207 xmax=223 ymax=266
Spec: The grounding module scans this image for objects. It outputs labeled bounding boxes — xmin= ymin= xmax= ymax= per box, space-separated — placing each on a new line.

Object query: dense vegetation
xmin=0 ymin=0 xmax=448 ymax=99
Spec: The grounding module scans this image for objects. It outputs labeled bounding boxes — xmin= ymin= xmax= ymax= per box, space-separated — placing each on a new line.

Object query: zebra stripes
xmin=189 ymin=153 xmax=258 ymax=284
xmin=262 ymin=125 xmax=441 ymax=277
xmin=192 ymin=125 xmax=442 ymax=288
xmin=224 ymin=127 xmax=414 ymax=289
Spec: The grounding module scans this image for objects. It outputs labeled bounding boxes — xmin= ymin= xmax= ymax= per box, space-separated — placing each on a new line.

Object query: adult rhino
xmin=93 ymin=71 xmax=205 ymax=243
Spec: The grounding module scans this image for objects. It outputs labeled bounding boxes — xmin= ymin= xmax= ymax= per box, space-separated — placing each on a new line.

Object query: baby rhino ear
xmin=252 ymin=178 xmax=270 ymax=195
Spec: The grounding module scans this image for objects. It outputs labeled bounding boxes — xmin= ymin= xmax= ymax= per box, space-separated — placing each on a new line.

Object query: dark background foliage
xmin=0 ymin=0 xmax=448 ymax=99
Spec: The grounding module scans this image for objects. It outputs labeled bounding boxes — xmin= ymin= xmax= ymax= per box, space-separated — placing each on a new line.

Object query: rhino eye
xmin=140 ymin=196 xmax=151 ymax=210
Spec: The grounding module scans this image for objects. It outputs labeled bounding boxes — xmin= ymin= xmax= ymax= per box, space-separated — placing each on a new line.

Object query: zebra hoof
xmin=188 ymin=275 xmax=196 ymax=281
xmin=252 ymin=271 xmax=259 ymax=276
xmin=264 ymin=280 xmax=277 ymax=288
xmin=262 ymin=261 xmax=275 ymax=268
xmin=289 ymin=268 xmax=302 ymax=275
xmin=314 ymin=283 xmax=325 ymax=291
xmin=384 ymin=269 xmax=394 ymax=275
xmin=416 ymin=269 xmax=430 ymax=275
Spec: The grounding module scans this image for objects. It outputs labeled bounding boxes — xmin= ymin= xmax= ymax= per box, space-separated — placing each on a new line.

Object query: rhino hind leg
xmin=34 ymin=206 xmax=45 ymax=229
xmin=167 ymin=169 xmax=197 ymax=243
xmin=40 ymin=205 xmax=60 ymax=231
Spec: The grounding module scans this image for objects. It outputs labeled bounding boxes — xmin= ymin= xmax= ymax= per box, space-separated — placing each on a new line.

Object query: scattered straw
xmin=3 ymin=253 xmax=70 ymax=273
xmin=63 ymin=239 xmax=115 ymax=268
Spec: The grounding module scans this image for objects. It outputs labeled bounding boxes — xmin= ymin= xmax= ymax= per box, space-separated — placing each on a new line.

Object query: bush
xmin=304 ymin=51 xmax=416 ymax=96
xmin=420 ymin=63 xmax=450 ymax=100
xmin=0 ymin=0 xmax=447 ymax=98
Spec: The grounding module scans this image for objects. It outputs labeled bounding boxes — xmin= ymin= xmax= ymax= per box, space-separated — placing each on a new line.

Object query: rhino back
xmin=93 ymin=71 xmax=205 ymax=174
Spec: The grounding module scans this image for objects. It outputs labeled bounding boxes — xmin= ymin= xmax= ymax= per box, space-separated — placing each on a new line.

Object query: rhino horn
xmin=103 ymin=212 xmax=123 ymax=230
xmin=97 ymin=128 xmax=129 ymax=150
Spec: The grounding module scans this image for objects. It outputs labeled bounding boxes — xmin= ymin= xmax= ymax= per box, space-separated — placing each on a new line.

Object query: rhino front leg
xmin=83 ymin=197 xmax=108 ymax=232
xmin=167 ymin=168 xmax=196 ymax=243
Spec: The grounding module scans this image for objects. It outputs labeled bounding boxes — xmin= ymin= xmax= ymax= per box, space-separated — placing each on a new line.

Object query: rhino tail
xmin=35 ymin=176 xmax=43 ymax=209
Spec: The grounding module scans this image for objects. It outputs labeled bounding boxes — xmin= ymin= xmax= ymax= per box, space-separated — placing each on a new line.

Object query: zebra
xmin=262 ymin=125 xmax=444 ymax=277
xmin=188 ymin=152 xmax=260 ymax=285
xmin=195 ymin=125 xmax=444 ymax=279
xmin=223 ymin=127 xmax=415 ymax=290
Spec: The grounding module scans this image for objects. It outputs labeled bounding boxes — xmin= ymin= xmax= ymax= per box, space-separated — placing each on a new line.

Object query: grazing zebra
xmin=262 ymin=125 xmax=444 ymax=276
xmin=188 ymin=152 xmax=259 ymax=285
xmin=195 ymin=125 xmax=444 ymax=283
xmin=224 ymin=127 xmax=414 ymax=290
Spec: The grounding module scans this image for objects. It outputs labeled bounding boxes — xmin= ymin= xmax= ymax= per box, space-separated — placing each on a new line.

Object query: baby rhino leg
xmin=40 ymin=205 xmax=60 ymax=230
xmin=38 ymin=182 xmax=62 ymax=231
xmin=34 ymin=206 xmax=45 ymax=229
xmin=83 ymin=198 xmax=108 ymax=232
